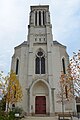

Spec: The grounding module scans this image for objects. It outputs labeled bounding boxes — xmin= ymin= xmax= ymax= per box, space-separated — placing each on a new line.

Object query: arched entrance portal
xmin=30 ymin=79 xmax=52 ymax=114
xmin=33 ymin=81 xmax=48 ymax=114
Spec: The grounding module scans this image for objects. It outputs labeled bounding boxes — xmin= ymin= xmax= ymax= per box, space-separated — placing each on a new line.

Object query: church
xmin=11 ymin=5 xmax=76 ymax=115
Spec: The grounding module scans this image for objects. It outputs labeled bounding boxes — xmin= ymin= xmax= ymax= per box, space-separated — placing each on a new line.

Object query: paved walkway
xmin=21 ymin=116 xmax=80 ymax=120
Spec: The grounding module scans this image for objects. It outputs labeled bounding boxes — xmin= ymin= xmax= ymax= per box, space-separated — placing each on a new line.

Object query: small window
xmin=37 ymin=51 xmax=43 ymax=56
xmin=35 ymin=38 xmax=37 ymax=41
xmin=12 ymin=104 xmax=15 ymax=108
xmin=62 ymin=58 xmax=66 ymax=74
xmin=16 ymin=59 xmax=19 ymax=75
xmin=12 ymin=104 xmax=15 ymax=110
xmin=77 ymin=105 xmax=80 ymax=113
xmin=39 ymin=38 xmax=41 ymax=42
xmin=44 ymin=38 xmax=45 ymax=41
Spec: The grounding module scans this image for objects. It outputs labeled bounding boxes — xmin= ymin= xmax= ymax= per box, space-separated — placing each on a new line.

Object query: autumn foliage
xmin=57 ymin=50 xmax=80 ymax=103
xmin=0 ymin=71 xmax=7 ymax=98
xmin=57 ymin=71 xmax=74 ymax=103
xmin=0 ymin=71 xmax=23 ymax=110
xmin=6 ymin=71 xmax=23 ymax=104
xmin=69 ymin=50 xmax=80 ymax=96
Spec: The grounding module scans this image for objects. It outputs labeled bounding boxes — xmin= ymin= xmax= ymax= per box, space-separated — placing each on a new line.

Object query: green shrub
xmin=0 ymin=112 xmax=8 ymax=120
xmin=8 ymin=111 xmax=15 ymax=120
xmin=0 ymin=115 xmax=5 ymax=120
xmin=0 ymin=107 xmax=23 ymax=120
xmin=0 ymin=111 xmax=9 ymax=120
xmin=12 ymin=106 xmax=23 ymax=115
xmin=0 ymin=111 xmax=15 ymax=120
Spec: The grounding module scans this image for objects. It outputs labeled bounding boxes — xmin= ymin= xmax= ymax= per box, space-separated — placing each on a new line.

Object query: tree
xmin=0 ymin=71 xmax=23 ymax=111
xmin=69 ymin=50 xmax=80 ymax=97
xmin=0 ymin=95 xmax=6 ymax=111
xmin=0 ymin=71 xmax=6 ymax=99
xmin=57 ymin=71 xmax=74 ymax=115
xmin=6 ymin=71 xmax=23 ymax=111
xmin=57 ymin=71 xmax=74 ymax=101
xmin=57 ymin=50 xmax=80 ymax=119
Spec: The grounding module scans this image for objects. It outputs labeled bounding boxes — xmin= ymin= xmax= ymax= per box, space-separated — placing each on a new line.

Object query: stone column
xmin=41 ymin=11 xmax=43 ymax=26
xmin=51 ymin=88 xmax=55 ymax=112
xmin=46 ymin=11 xmax=50 ymax=25
xmin=46 ymin=11 xmax=48 ymax=24
xmin=26 ymin=88 xmax=30 ymax=114
xmin=34 ymin=11 xmax=35 ymax=26
xmin=30 ymin=12 xmax=34 ymax=25
xmin=49 ymin=88 xmax=53 ymax=115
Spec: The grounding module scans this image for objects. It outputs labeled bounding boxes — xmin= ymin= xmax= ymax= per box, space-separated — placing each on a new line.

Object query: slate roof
xmin=15 ymin=41 xmax=28 ymax=49
xmin=53 ymin=41 xmax=66 ymax=48
xmin=15 ymin=40 xmax=66 ymax=49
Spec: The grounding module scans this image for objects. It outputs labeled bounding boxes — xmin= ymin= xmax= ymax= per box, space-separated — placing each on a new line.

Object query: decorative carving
xmin=33 ymin=74 xmax=48 ymax=81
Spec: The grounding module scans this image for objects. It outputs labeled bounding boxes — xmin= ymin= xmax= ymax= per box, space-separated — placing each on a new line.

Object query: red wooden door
xmin=35 ymin=96 xmax=46 ymax=114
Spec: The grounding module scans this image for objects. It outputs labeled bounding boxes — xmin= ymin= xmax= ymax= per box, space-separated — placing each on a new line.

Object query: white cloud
xmin=50 ymin=0 xmax=80 ymax=41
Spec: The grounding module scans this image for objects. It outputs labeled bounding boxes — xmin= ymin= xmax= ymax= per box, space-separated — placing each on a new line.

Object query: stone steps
xmin=21 ymin=116 xmax=58 ymax=120
xmin=21 ymin=116 xmax=79 ymax=120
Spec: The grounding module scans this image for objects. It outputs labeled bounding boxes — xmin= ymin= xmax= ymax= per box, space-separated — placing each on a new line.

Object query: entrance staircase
xmin=21 ymin=116 xmax=79 ymax=120
xmin=21 ymin=116 xmax=58 ymax=120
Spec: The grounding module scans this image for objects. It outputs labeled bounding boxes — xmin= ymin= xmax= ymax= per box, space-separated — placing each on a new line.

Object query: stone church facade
xmin=11 ymin=5 xmax=76 ymax=115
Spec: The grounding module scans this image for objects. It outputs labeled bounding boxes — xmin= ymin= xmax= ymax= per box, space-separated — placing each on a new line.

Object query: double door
xmin=35 ymin=96 xmax=46 ymax=114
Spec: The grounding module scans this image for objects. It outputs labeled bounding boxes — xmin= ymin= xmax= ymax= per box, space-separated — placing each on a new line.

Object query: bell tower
xmin=28 ymin=5 xmax=53 ymax=52
xmin=29 ymin=5 xmax=51 ymax=26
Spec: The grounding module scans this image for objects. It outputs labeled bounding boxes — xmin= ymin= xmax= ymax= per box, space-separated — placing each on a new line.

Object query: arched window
xmin=35 ymin=50 xmax=45 ymax=74
xmin=62 ymin=58 xmax=66 ymax=74
xmin=39 ymin=11 xmax=41 ymax=26
xmin=16 ymin=59 xmax=19 ymax=75
xmin=41 ymin=57 xmax=45 ymax=74
xmin=43 ymin=11 xmax=45 ymax=25
xmin=12 ymin=104 xmax=15 ymax=109
xmin=36 ymin=57 xmax=40 ymax=74
xmin=35 ymin=11 xmax=37 ymax=26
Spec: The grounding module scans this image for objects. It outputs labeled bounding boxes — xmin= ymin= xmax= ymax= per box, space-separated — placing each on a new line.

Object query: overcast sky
xmin=0 ymin=0 xmax=80 ymax=74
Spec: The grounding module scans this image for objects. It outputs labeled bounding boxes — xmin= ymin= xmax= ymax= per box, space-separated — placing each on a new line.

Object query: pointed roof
xmin=15 ymin=41 xmax=28 ymax=49
xmin=14 ymin=40 xmax=66 ymax=49
xmin=53 ymin=41 xmax=66 ymax=48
